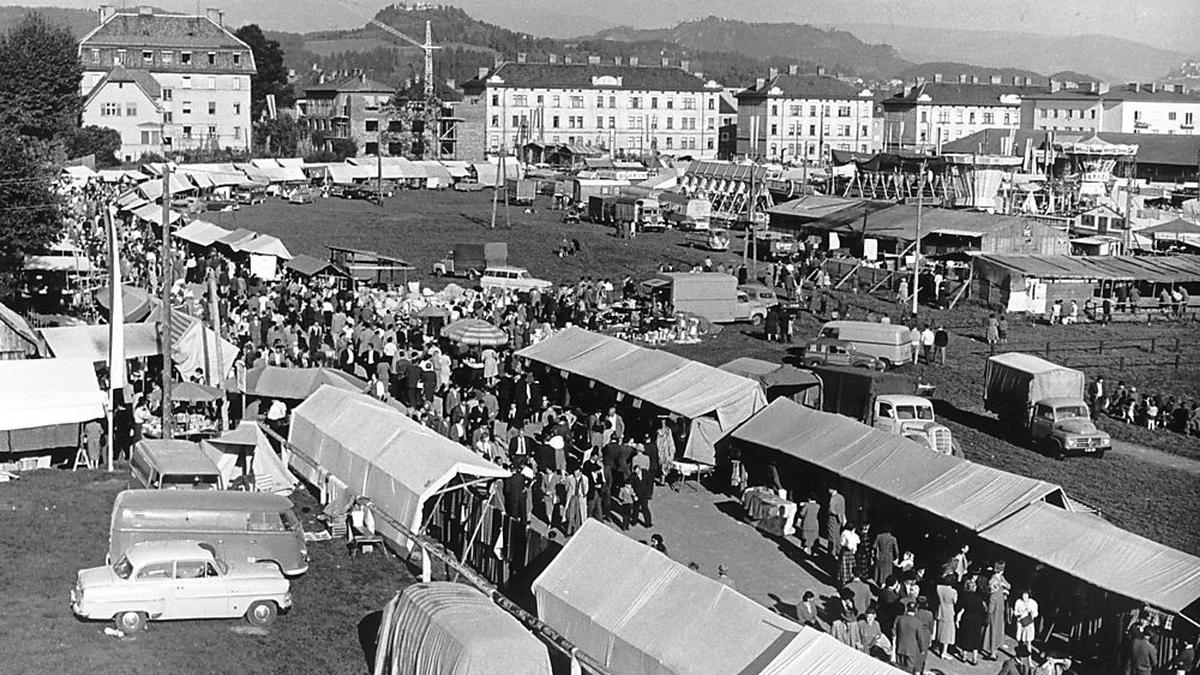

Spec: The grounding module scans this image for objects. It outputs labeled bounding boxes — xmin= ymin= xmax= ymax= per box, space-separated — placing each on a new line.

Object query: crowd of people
xmin=1089 ymin=376 xmax=1200 ymax=436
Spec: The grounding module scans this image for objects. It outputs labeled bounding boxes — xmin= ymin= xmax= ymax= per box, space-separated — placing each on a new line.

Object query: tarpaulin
xmin=173 ymin=220 xmax=233 ymax=247
xmin=40 ymin=323 xmax=160 ymax=362
xmin=201 ymin=422 xmax=298 ymax=495
xmin=239 ymin=365 xmax=365 ymax=400
xmin=0 ymin=358 xmax=105 ymax=431
xmin=374 ymin=582 xmax=551 ymax=675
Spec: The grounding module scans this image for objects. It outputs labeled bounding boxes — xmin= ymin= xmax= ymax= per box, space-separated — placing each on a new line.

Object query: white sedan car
xmin=71 ymin=540 xmax=291 ymax=632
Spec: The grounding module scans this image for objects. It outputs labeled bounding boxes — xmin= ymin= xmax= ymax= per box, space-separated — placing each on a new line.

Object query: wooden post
xmin=1175 ymin=353 xmax=1181 ymax=371
xmin=421 ymin=545 xmax=432 ymax=582
xmin=1098 ymin=340 xmax=1104 ymax=355
xmin=160 ymin=167 xmax=173 ymax=440
xmin=1150 ymin=337 xmax=1157 ymax=353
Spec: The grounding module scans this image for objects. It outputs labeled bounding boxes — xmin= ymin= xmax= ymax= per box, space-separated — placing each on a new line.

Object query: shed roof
xmin=974 ymin=253 xmax=1200 ymax=283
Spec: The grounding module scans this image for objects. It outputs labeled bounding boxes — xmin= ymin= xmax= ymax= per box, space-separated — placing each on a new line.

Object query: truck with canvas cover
xmin=433 ymin=243 xmax=508 ymax=279
xmin=612 ymin=196 xmax=665 ymax=232
xmin=983 ymin=352 xmax=1110 ymax=458
xmin=505 ymin=177 xmax=537 ymax=206
xmin=660 ymin=193 xmax=711 ymax=231
xmin=643 ymin=272 xmax=769 ymax=324
xmin=806 ymin=365 xmax=957 ymax=455
xmin=373 ymin=582 xmax=552 ymax=675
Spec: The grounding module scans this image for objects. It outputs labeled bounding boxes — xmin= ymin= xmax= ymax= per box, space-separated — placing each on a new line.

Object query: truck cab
xmin=734 ymin=291 xmax=770 ymax=325
xmin=871 ymin=395 xmax=957 ymax=456
xmin=1029 ymin=397 xmax=1111 ymax=458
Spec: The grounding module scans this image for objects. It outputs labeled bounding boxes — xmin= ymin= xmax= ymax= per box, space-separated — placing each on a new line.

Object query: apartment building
xmin=458 ymin=56 xmax=724 ymax=160
xmin=78 ymin=6 xmax=256 ymax=157
xmin=735 ymin=68 xmax=875 ymax=162
xmin=881 ymin=76 xmax=1041 ymax=152
xmin=1023 ymin=83 xmax=1200 ymax=136
xmin=303 ymin=73 xmax=397 ymax=155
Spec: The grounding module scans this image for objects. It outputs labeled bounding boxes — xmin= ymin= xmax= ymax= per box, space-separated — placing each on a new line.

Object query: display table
xmin=671 ymin=460 xmax=713 ymax=491
xmin=741 ymin=486 xmax=796 ymax=537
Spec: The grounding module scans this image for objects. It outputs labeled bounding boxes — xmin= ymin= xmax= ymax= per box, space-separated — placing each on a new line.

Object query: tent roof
xmin=981 ymin=502 xmax=1200 ymax=617
xmin=173 ymin=220 xmax=233 ymax=247
xmin=289 ymin=386 xmax=508 ymax=539
xmin=238 ymin=234 xmax=293 ymax=259
xmin=732 ymin=399 xmax=1064 ymax=532
xmin=285 ymin=254 xmax=349 ymax=278
xmin=241 ymin=365 xmax=366 ymax=399
xmin=975 ymin=253 xmax=1200 ymax=283
xmin=718 ymin=357 xmax=822 ymax=391
xmin=377 ymin=582 xmax=552 ymax=675
xmin=216 ymin=228 xmax=258 ymax=248
xmin=517 ymin=327 xmax=766 ymax=430
xmin=40 ymin=323 xmax=160 ymax=362
xmin=1141 ymin=218 xmax=1200 ymax=236
xmin=130 ymin=202 xmax=184 ymax=226
xmin=0 ymin=302 xmax=38 ymax=347
xmin=0 ymin=358 xmax=105 ymax=431
xmin=94 ymin=284 xmax=156 ymax=322
xmin=532 ymin=520 xmax=900 ymax=675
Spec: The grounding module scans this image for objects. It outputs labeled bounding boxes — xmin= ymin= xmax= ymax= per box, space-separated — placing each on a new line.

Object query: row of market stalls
xmin=173 ymin=220 xmax=294 ymax=280
xmin=731 ymin=399 xmax=1200 ymax=641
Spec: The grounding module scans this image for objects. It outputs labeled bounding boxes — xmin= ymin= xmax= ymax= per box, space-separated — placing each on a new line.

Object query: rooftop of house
xmin=462 ymin=61 xmax=714 ymax=93
xmin=81 ymin=10 xmax=247 ymax=50
xmin=84 ymin=64 xmax=163 ymax=105
xmin=736 ymin=73 xmax=869 ymax=101
xmin=1024 ymin=83 xmax=1200 ymax=104
xmin=305 ymin=73 xmax=394 ymax=95
xmin=883 ymin=82 xmax=1046 ymax=108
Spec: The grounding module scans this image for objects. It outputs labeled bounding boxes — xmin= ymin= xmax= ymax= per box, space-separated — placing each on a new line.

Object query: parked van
xmin=817 ymin=320 xmax=912 ymax=368
xmin=685 ymin=228 xmax=730 ymax=251
xmin=108 ymin=489 xmax=308 ymax=576
xmin=480 ymin=266 xmax=553 ymax=293
xmin=130 ymin=440 xmax=223 ymax=491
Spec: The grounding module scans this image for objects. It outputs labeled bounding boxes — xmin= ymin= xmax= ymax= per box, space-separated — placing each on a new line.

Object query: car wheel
xmin=246 ymin=601 xmax=278 ymax=627
xmin=750 ymin=313 xmax=763 ymax=326
xmin=804 ymin=359 xmax=820 ymax=368
xmin=1094 ymin=450 xmax=1106 ymax=459
xmin=878 ymin=358 xmax=892 ymax=370
xmin=115 ymin=610 xmax=147 ymax=632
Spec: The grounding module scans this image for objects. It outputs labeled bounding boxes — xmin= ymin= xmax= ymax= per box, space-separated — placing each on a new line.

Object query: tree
xmin=63 ymin=125 xmax=122 ymax=167
xmin=254 ymin=116 xmax=300 ymax=157
xmin=234 ymin=24 xmax=295 ymax=120
xmin=0 ymin=132 xmax=63 ymax=278
xmin=0 ymin=12 xmax=82 ymax=141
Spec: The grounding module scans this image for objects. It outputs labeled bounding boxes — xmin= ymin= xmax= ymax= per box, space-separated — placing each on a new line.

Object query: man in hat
xmin=996 ymin=644 xmax=1035 ymax=675
xmin=893 ymin=601 xmax=930 ymax=674
xmin=717 ymin=564 xmax=735 ymax=589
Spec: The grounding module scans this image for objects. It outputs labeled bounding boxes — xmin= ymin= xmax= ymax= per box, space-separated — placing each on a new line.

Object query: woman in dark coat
xmin=956 ymin=575 xmax=988 ymax=666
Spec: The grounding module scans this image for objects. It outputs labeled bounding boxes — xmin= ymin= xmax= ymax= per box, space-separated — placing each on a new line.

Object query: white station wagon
xmin=71 ymin=540 xmax=291 ymax=632
xmin=479 ymin=266 xmax=553 ymax=293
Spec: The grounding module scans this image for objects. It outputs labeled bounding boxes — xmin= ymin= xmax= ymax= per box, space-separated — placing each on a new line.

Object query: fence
xmin=962 ymin=335 xmax=1200 ymax=371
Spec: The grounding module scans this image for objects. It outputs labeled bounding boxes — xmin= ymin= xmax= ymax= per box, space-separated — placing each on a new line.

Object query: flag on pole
xmin=107 ymin=207 xmax=126 ymax=390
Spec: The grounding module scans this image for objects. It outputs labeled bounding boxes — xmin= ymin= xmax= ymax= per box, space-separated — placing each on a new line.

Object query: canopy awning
xmin=40 ymin=323 xmax=161 ymax=362
xmin=240 ymin=365 xmax=366 ymax=400
xmin=200 ymin=421 xmax=298 ymax=495
xmin=288 ymin=386 xmax=509 ymax=548
xmin=173 ymin=220 xmax=233 ymax=247
xmin=0 ymin=358 xmax=105 ymax=431
xmin=284 ymin=254 xmax=349 ymax=278
xmin=732 ymin=399 xmax=1064 ymax=532
xmin=238 ymin=234 xmax=293 ymax=260
xmin=130 ymin=202 xmax=184 ymax=226
xmin=981 ymin=501 xmax=1200 ymax=618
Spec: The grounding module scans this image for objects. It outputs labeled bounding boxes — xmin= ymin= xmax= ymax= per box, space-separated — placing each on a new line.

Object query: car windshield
xmin=896 ymin=405 xmax=933 ymax=420
xmin=1056 ymin=406 xmax=1089 ymax=418
xmin=113 ymin=556 xmax=133 ymax=579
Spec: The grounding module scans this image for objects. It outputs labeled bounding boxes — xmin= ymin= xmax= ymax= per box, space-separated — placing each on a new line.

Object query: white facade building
xmin=736 ymin=70 xmax=876 ymax=162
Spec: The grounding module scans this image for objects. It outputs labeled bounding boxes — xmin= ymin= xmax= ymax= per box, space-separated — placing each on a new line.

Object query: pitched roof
xmin=83 ymin=65 xmax=163 ymax=110
xmin=465 ymin=62 xmax=710 ymax=93
xmin=305 ymin=74 xmax=393 ymax=95
xmin=1024 ymin=84 xmax=1200 ymax=104
xmin=81 ymin=11 xmax=247 ymax=49
xmin=737 ymin=73 xmax=868 ymax=101
xmin=885 ymin=82 xmax=1044 ymax=107
xmin=943 ymin=128 xmax=1200 ymax=167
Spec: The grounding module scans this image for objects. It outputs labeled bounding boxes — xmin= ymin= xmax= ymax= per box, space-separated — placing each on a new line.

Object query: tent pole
xmin=160 ymin=166 xmax=174 ymax=440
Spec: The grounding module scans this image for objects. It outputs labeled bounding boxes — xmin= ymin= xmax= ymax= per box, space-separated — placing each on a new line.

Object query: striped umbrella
xmin=440 ymin=318 xmax=508 ymax=346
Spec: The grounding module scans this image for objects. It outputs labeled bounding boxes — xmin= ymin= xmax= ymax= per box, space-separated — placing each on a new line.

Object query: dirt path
xmin=1109 ymin=439 xmax=1200 ymax=476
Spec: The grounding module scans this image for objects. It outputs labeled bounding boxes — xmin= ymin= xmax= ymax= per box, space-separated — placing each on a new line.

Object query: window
xmin=666 ymin=98 xmax=674 ymax=109
xmin=1134 ymin=110 xmax=1142 ymax=121
xmin=491 ymin=94 xmax=499 ymax=106
xmin=182 ymin=76 xmax=192 ymax=89
xmin=552 ymin=95 xmax=560 ymax=107
xmin=570 ymin=96 xmax=583 ymax=109
xmin=139 ymin=130 xmax=160 ymax=145
xmin=597 ymin=117 xmax=604 ymax=128
xmin=771 ymin=104 xmax=779 ymax=116
xmin=137 ymin=562 xmax=173 ymax=580
xmin=651 ymin=97 xmax=658 ymax=109
xmin=232 ymin=52 xmax=241 ymax=66
xmin=511 ymin=115 xmax=519 ymax=128
xmin=838 ymin=125 xmax=850 ymax=137
xmin=666 ymin=117 xmax=673 ymax=130
xmin=142 ymin=50 xmax=153 ymax=63
xmin=513 ymin=94 xmax=527 ymax=107
xmin=114 ymin=49 xmax=125 ymax=65
xmin=810 ymin=105 xmax=818 ymax=116
xmin=233 ymin=78 xmax=240 ymax=90
xmin=968 ymin=111 xmax=976 ymax=124
xmin=100 ymin=102 xmax=120 ymax=117
xmin=365 ymin=119 xmax=378 ymax=132
xmin=608 ymin=116 xmax=615 ymax=129
xmin=706 ymin=118 xmax=714 ymax=130
xmin=233 ymin=102 xmax=240 ymax=115
xmin=208 ymin=125 xmax=216 ymax=137
xmin=161 ymin=51 xmax=173 ymax=64
xmin=207 ymin=52 xmax=216 ymax=65
xmin=1186 ymin=112 xmax=1195 ymax=126
xmin=838 ymin=105 xmax=851 ymax=117
xmin=609 ymin=96 xmax=616 ymax=108
xmin=790 ymin=105 xmax=801 ymax=116
xmin=207 ymin=77 xmax=216 ymax=90
xmin=707 ymin=138 xmax=714 ymax=149
xmin=552 ymin=115 xmax=560 ymax=128
xmin=1003 ymin=112 xmax=1011 ymax=125
xmin=596 ymin=96 xmax=604 ymax=108
xmin=770 ymin=124 xmax=778 ymax=135
xmin=665 ymin=136 xmax=672 ymax=148
xmin=919 ymin=110 xmax=928 ymax=123
xmin=181 ymin=51 xmax=191 ymax=65
xmin=162 ymin=88 xmax=173 ymax=101
xmin=126 ymin=103 xmax=138 ymax=117
xmin=982 ymin=112 xmax=994 ymax=124
xmin=182 ymin=100 xmax=192 ymax=114
xmin=536 ymin=95 xmax=543 ymax=105
xmin=207 ymin=101 xmax=216 ymax=115
xmin=631 ymin=97 xmax=641 ymax=109
xmin=938 ymin=110 xmax=950 ymax=124
xmin=164 ymin=112 xmax=173 ymax=123
xmin=1090 ymin=109 xmax=1097 ymax=120
xmin=490 ymin=115 xmax=499 ymax=127
xmin=1040 ymin=108 xmax=1048 ymax=118
xmin=90 ymin=48 xmax=100 ymax=63
xmin=1168 ymin=111 xmax=1177 ymax=121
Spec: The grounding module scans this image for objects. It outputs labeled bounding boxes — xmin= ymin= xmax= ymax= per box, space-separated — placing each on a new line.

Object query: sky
xmin=4 ymin=0 xmax=1197 ymax=53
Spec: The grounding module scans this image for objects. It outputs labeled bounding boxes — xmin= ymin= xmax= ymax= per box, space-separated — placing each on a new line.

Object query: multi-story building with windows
xmin=1022 ymin=83 xmax=1200 ymax=136
xmin=735 ymin=68 xmax=876 ymax=162
xmin=881 ymin=77 xmax=1042 ymax=152
xmin=78 ymin=6 xmax=255 ymax=157
xmin=458 ymin=56 xmax=724 ymax=160
xmin=303 ymin=74 xmax=397 ymax=156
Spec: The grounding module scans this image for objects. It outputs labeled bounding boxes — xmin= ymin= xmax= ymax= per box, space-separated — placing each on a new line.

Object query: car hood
xmin=1055 ymin=417 xmax=1101 ymax=435
xmin=77 ymin=565 xmax=119 ymax=590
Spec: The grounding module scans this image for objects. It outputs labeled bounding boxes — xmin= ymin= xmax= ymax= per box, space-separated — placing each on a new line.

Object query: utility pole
xmin=1123 ymin=156 xmax=1137 ymax=254
xmin=208 ymin=270 xmax=226 ymax=432
xmin=159 ymin=167 xmax=174 ymax=440
xmin=911 ymin=159 xmax=925 ymax=317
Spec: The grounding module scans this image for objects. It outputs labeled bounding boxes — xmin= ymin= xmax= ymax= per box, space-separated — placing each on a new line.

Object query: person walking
xmin=838 ymin=522 xmax=860 ymax=586
xmin=935 ymin=576 xmax=959 ymax=659
xmin=798 ymin=493 xmax=821 ymax=556
xmin=873 ymin=525 xmax=899 ymax=587
xmin=1012 ymin=590 xmax=1039 ymax=652
xmin=826 ymin=486 xmax=846 ymax=560
xmin=956 ymin=576 xmax=987 ymax=666
xmin=893 ymin=601 xmax=930 ymax=675
xmin=983 ymin=561 xmax=1012 ymax=659
xmin=631 ymin=464 xmax=654 ymax=528
xmin=921 ymin=324 xmax=935 ymax=364
xmin=985 ymin=313 xmax=1000 ymax=346
xmin=934 ymin=324 xmax=949 ymax=365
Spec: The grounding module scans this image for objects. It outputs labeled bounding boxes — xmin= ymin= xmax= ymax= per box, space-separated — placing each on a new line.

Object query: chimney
xmin=629 ymin=56 xmax=638 ymax=67
xmin=788 ymin=64 xmax=799 ymax=76
xmin=990 ymin=75 xmax=1001 ymax=84
xmin=548 ymin=53 xmax=558 ymax=64
xmin=1050 ymin=79 xmax=1062 ymax=93
xmin=516 ymin=52 xmax=527 ymax=64
xmin=661 ymin=57 xmax=670 ymax=67
xmin=933 ymin=73 xmax=943 ymax=83
xmin=139 ymin=5 xmax=153 ymax=15
xmin=916 ymin=76 xmax=927 ymax=85
xmin=970 ymin=74 xmax=979 ymax=84
xmin=1098 ymin=82 xmax=1110 ymax=95
xmin=1011 ymin=76 xmax=1020 ymax=86
xmin=478 ymin=66 xmax=489 ymax=80
xmin=563 ymin=55 xmax=573 ymax=64
xmin=1127 ymin=82 xmax=1139 ymax=92
xmin=205 ymin=7 xmax=223 ymax=26
xmin=446 ymin=78 xmax=456 ymax=90
xmin=958 ymin=73 xmax=968 ymax=83
xmin=817 ymin=66 xmax=826 ymax=76
xmin=680 ymin=59 xmax=690 ymax=72
xmin=613 ymin=56 xmax=622 ymax=66
xmin=1087 ymin=81 xmax=1098 ymax=94
xmin=98 ymin=4 xmax=114 ymax=23
xmin=588 ymin=55 xmax=600 ymax=65
xmin=1146 ymin=82 xmax=1157 ymax=93
xmin=768 ymin=67 xmax=779 ymax=79
xmin=755 ymin=77 xmax=765 ymax=90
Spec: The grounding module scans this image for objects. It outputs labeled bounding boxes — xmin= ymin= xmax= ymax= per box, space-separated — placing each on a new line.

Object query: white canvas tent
xmin=0 ymin=358 xmax=105 ymax=432
xmin=200 ymin=422 xmax=298 ymax=495
xmin=533 ymin=520 xmax=902 ymax=675
xmin=516 ymin=327 xmax=766 ymax=464
xmin=40 ymin=323 xmax=161 ymax=362
xmin=288 ymin=386 xmax=509 ymax=548
xmin=173 ymin=220 xmax=234 ymax=247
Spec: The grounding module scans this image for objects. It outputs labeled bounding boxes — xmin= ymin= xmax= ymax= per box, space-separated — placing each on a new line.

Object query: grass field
xmin=209 ymin=190 xmax=1200 ymax=556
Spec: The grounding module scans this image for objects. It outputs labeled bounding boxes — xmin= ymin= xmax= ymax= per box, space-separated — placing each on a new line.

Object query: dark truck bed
xmin=805 ymin=365 xmax=919 ymax=421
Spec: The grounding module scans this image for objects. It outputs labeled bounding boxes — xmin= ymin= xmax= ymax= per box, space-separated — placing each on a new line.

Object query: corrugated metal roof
xmin=975 ymin=253 xmax=1200 ymax=283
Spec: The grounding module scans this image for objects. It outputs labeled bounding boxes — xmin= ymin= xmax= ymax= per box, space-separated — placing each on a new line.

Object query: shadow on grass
xmin=357 ymin=609 xmax=383 ymax=674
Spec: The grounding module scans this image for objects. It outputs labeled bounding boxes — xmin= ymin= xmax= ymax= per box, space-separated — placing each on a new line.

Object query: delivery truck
xmin=660 ymin=194 xmax=712 ymax=231
xmin=643 ymin=272 xmax=769 ymax=324
xmin=612 ymin=196 xmax=665 ymax=232
xmin=432 ymin=242 xmax=508 ymax=279
xmin=806 ymin=365 xmax=957 ymax=455
xmin=506 ymin=178 xmax=538 ymax=206
xmin=983 ymin=353 xmax=1110 ymax=458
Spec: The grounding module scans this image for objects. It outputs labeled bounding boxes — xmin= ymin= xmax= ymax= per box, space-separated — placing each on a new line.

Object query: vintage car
xmin=71 ymin=540 xmax=291 ymax=632
xmin=801 ymin=337 xmax=885 ymax=370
